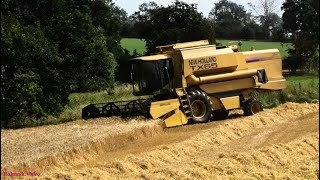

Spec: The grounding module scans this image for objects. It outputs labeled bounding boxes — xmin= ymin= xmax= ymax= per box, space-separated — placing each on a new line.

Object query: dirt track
xmin=1 ymin=102 xmax=319 ymax=179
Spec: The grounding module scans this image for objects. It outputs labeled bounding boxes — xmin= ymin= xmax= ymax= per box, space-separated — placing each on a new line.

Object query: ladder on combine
xmin=175 ymin=88 xmax=194 ymax=120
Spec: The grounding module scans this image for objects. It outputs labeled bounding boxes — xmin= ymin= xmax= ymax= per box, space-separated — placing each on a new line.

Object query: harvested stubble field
xmin=1 ymin=102 xmax=319 ymax=180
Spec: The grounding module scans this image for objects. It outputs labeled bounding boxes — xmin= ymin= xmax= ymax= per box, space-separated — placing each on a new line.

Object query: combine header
xmin=82 ymin=40 xmax=287 ymax=127
xmin=82 ymin=99 xmax=150 ymax=119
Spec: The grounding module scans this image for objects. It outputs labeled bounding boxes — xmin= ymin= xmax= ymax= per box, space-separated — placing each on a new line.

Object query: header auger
xmin=82 ymin=40 xmax=287 ymax=127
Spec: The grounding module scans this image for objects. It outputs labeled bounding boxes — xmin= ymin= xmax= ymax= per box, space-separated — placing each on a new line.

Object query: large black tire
xmin=243 ymin=99 xmax=263 ymax=116
xmin=188 ymin=90 xmax=213 ymax=123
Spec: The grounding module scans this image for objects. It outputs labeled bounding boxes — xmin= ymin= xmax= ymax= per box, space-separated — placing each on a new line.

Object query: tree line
xmin=122 ymin=0 xmax=283 ymax=42
xmin=1 ymin=0 xmax=130 ymax=128
xmin=1 ymin=0 xmax=319 ymax=128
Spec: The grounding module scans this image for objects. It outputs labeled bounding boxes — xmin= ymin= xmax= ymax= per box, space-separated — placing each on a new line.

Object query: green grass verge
xmin=120 ymin=38 xmax=291 ymax=57
xmin=56 ymin=83 xmax=135 ymax=123
xmin=254 ymin=75 xmax=319 ymax=108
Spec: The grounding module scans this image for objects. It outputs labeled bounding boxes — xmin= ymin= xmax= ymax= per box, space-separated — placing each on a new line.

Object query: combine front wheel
xmin=188 ymin=90 xmax=213 ymax=123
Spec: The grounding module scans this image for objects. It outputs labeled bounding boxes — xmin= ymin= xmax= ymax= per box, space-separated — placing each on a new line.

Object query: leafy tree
xmin=121 ymin=15 xmax=140 ymax=38
xmin=44 ymin=1 xmax=117 ymax=92
xmin=242 ymin=19 xmax=266 ymax=40
xmin=248 ymin=0 xmax=282 ymax=39
xmin=1 ymin=0 xmax=126 ymax=128
xmin=132 ymin=1 xmax=215 ymax=53
xmin=241 ymin=26 xmax=255 ymax=40
xmin=281 ymin=0 xmax=319 ymax=73
xmin=88 ymin=0 xmax=132 ymax=82
xmin=1 ymin=23 xmax=66 ymax=128
xmin=210 ymin=0 xmax=248 ymax=39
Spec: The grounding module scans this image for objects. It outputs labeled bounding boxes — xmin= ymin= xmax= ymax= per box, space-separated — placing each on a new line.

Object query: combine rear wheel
xmin=188 ymin=90 xmax=213 ymax=123
xmin=243 ymin=99 xmax=263 ymax=116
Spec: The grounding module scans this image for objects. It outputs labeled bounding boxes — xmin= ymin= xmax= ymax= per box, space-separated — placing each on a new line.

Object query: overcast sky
xmin=114 ymin=0 xmax=285 ymax=17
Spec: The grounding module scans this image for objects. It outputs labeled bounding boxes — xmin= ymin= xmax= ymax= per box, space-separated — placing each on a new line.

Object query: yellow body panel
xmin=248 ymin=59 xmax=282 ymax=80
xmin=234 ymin=53 xmax=248 ymax=71
xmin=257 ymin=79 xmax=287 ymax=90
xmin=242 ymin=49 xmax=286 ymax=90
xmin=150 ymin=99 xmax=180 ymax=119
xmin=200 ymin=77 xmax=256 ymax=94
xmin=182 ymin=48 xmax=237 ymax=77
xmin=163 ymin=109 xmax=188 ymax=128
xmin=220 ymin=96 xmax=241 ymax=110
xmin=150 ymin=98 xmax=188 ymax=128
xmin=209 ymin=96 xmax=224 ymax=110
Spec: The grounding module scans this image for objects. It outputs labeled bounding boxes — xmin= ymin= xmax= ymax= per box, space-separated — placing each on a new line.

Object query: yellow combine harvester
xmin=82 ymin=40 xmax=287 ymax=127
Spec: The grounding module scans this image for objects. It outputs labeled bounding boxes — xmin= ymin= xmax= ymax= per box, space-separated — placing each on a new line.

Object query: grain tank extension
xmin=82 ymin=40 xmax=287 ymax=127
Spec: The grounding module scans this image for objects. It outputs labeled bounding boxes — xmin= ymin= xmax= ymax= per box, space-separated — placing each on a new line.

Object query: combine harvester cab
xmin=82 ymin=40 xmax=287 ymax=128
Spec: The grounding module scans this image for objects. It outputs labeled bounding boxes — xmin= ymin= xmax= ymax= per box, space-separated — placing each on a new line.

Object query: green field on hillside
xmin=121 ymin=38 xmax=291 ymax=57
xmin=120 ymin=38 xmax=146 ymax=55
xmin=216 ymin=39 xmax=290 ymax=57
